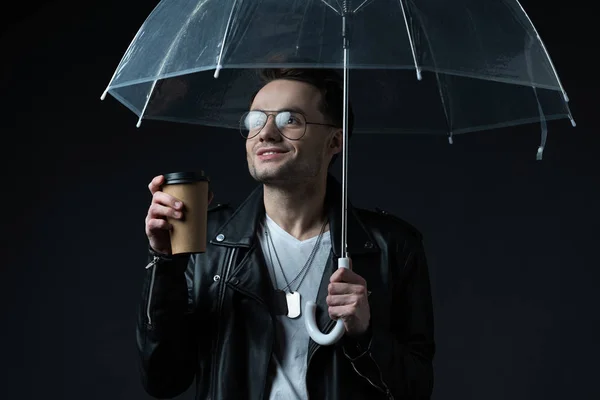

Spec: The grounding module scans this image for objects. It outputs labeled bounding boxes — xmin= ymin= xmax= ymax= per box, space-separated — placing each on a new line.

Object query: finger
xmin=328 ymin=304 xmax=357 ymax=321
xmin=330 ymin=267 xmax=366 ymax=286
xmin=148 ymin=175 xmax=165 ymax=195
xmin=328 ymin=282 xmax=368 ymax=296
xmin=326 ymin=294 xmax=358 ymax=307
xmin=146 ymin=217 xmax=173 ymax=233
xmin=153 ymin=191 xmax=184 ymax=210
xmin=149 ymin=203 xmax=183 ymax=220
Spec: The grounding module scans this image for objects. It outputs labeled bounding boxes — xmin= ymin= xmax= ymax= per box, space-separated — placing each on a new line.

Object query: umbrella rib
xmin=214 ymin=0 xmax=240 ymax=79
xmin=397 ymin=0 xmax=422 ymax=81
xmin=136 ymin=80 xmax=160 ymax=128
xmin=134 ymin=3 xmax=208 ymax=128
xmin=295 ymin=1 xmax=312 ymax=56
xmin=512 ymin=0 xmax=571 ymax=105
xmin=318 ymin=0 xmax=342 ymax=15
xmin=100 ymin=19 xmax=147 ymax=101
xmin=409 ymin=8 xmax=454 ymax=143
xmin=352 ymin=0 xmax=373 ymax=13
xmin=524 ymin=33 xmax=550 ymax=160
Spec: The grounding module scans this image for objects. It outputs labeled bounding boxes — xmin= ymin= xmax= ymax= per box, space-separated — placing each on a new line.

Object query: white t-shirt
xmin=257 ymin=214 xmax=332 ymax=400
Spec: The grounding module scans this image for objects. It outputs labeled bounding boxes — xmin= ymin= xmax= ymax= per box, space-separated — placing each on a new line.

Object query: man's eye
xmin=246 ymin=113 xmax=266 ymax=129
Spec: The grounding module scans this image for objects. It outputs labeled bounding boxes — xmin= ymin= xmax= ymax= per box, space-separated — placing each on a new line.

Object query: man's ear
xmin=329 ymin=129 xmax=343 ymax=154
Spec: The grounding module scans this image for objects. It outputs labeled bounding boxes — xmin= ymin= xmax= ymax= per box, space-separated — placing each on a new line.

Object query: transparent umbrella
xmin=101 ymin=0 xmax=576 ymax=345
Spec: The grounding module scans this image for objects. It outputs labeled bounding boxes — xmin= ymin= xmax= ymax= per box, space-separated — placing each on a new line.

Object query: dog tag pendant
xmin=286 ymin=291 xmax=301 ymax=319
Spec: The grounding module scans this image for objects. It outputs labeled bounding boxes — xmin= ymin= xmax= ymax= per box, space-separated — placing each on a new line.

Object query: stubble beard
xmin=248 ymin=149 xmax=326 ymax=187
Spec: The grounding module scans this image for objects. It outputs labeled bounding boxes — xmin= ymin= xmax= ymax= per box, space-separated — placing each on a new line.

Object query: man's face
xmin=245 ymin=79 xmax=341 ymax=185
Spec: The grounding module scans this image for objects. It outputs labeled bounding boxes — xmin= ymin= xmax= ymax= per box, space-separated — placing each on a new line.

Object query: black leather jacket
xmin=136 ymin=176 xmax=435 ymax=399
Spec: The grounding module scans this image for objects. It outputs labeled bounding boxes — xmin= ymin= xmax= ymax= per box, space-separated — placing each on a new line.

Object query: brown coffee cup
xmin=161 ymin=171 xmax=210 ymax=255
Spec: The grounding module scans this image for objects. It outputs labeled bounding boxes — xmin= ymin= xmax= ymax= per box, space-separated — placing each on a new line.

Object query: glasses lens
xmin=239 ymin=110 xmax=307 ymax=140
xmin=275 ymin=111 xmax=306 ymax=140
xmin=240 ymin=111 xmax=267 ymax=138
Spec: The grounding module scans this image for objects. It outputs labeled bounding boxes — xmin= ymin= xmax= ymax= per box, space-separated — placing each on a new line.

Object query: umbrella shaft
xmin=340 ymin=19 xmax=350 ymax=259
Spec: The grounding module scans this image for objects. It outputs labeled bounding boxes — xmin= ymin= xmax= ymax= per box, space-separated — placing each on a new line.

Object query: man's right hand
xmin=145 ymin=175 xmax=215 ymax=255
xmin=145 ymin=175 xmax=184 ymax=255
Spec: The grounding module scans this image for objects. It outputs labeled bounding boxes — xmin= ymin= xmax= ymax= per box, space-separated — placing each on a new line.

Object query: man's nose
xmin=257 ymin=115 xmax=281 ymax=141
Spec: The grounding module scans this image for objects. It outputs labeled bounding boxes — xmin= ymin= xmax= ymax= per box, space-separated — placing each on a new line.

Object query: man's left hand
xmin=326 ymin=260 xmax=370 ymax=337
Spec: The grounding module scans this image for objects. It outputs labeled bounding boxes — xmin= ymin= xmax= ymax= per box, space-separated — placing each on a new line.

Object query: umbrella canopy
xmin=102 ymin=0 xmax=575 ymax=159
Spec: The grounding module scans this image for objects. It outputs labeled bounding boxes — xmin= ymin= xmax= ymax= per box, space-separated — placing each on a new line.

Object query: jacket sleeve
xmin=342 ymin=237 xmax=435 ymax=399
xmin=136 ymin=249 xmax=201 ymax=398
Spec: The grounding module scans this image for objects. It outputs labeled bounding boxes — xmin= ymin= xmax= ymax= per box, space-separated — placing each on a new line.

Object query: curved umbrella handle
xmin=304 ymin=257 xmax=350 ymax=346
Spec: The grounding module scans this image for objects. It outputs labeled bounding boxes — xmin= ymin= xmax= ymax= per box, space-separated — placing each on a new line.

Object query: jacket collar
xmin=209 ymin=174 xmax=379 ymax=256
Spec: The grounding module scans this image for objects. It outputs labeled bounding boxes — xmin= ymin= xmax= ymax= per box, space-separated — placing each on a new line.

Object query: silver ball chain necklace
xmin=264 ymin=217 xmax=328 ymax=319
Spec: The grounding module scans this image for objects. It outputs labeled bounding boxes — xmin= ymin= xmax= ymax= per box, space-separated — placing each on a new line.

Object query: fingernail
xmin=173 ymin=211 xmax=181 ymax=218
xmin=174 ymin=202 xmax=182 ymax=209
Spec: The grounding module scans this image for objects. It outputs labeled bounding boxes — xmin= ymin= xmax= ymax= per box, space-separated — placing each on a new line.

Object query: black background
xmin=1 ymin=1 xmax=597 ymax=399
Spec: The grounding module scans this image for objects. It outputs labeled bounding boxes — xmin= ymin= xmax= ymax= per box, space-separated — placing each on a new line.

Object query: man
xmin=137 ymin=67 xmax=435 ymax=399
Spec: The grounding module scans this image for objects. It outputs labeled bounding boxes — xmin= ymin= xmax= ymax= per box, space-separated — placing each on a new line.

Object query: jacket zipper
xmin=144 ymin=255 xmax=160 ymax=326
xmin=210 ymin=247 xmax=237 ymax=400
xmin=260 ymin=318 xmax=275 ymax=400
xmin=349 ymin=353 xmax=394 ymax=399
xmin=306 ymin=318 xmax=393 ymax=400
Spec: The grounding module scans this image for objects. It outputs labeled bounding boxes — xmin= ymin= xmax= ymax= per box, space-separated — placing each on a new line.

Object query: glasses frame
xmin=240 ymin=109 xmax=338 ymax=140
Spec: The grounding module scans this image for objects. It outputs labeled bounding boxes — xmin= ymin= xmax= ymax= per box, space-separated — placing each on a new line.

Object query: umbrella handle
xmin=304 ymin=257 xmax=349 ymax=346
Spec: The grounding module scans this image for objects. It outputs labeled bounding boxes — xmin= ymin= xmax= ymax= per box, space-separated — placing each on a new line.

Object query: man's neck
xmin=263 ymin=177 xmax=329 ymax=241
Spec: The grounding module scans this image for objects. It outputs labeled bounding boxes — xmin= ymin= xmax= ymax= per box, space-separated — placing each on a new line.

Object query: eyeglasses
xmin=239 ymin=110 xmax=338 ymax=140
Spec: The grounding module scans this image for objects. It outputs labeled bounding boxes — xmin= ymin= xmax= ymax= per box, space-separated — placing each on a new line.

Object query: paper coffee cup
xmin=161 ymin=171 xmax=210 ymax=255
